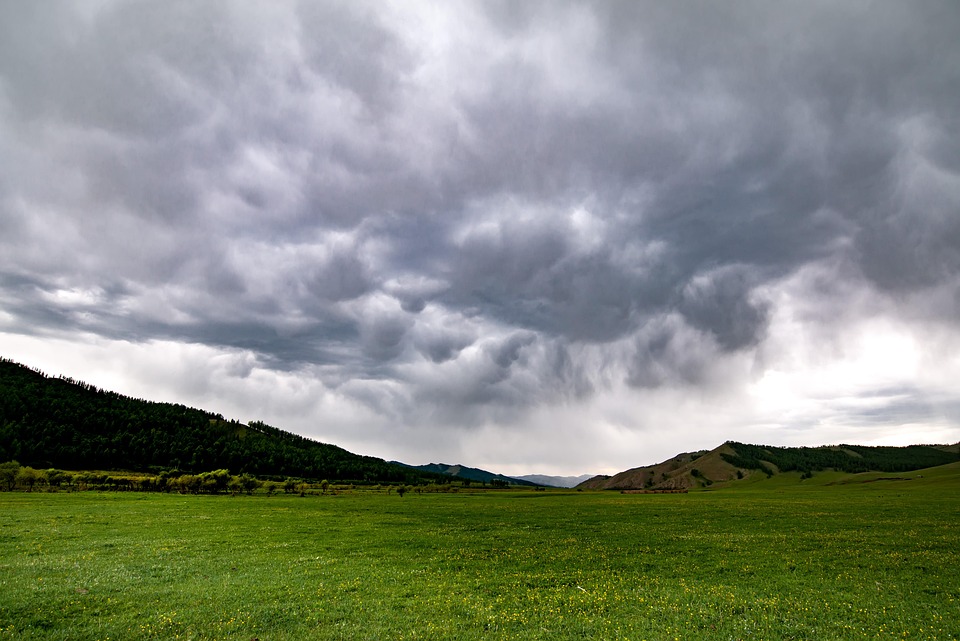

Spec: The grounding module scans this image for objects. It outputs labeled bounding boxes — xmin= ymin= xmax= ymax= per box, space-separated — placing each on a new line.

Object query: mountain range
xmin=392 ymin=462 xmax=539 ymax=486
xmin=514 ymin=473 xmax=595 ymax=488
xmin=391 ymin=464 xmax=597 ymax=488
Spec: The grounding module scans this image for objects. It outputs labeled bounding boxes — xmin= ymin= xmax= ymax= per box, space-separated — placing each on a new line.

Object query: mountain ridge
xmin=392 ymin=461 xmax=539 ymax=486
xmin=514 ymin=473 xmax=595 ymax=488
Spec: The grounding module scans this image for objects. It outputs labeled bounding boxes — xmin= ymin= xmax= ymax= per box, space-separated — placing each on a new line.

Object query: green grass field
xmin=2 ymin=467 xmax=959 ymax=640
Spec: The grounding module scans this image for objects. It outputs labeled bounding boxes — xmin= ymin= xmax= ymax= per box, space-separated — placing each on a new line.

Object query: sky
xmin=1 ymin=1 xmax=959 ymax=476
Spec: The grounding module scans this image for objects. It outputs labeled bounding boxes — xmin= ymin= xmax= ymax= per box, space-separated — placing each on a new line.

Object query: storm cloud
xmin=1 ymin=1 xmax=958 ymax=474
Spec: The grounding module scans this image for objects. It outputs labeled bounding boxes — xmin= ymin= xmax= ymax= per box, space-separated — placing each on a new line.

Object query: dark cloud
xmin=301 ymin=245 xmax=372 ymax=303
xmin=296 ymin=1 xmax=413 ymax=115
xmin=359 ymin=303 xmax=412 ymax=362
xmin=487 ymin=332 xmax=535 ymax=370
xmin=626 ymin=317 xmax=713 ymax=390
xmin=412 ymin=321 xmax=475 ymax=364
xmin=1 ymin=1 xmax=959 ymax=468
xmin=677 ymin=266 xmax=769 ymax=351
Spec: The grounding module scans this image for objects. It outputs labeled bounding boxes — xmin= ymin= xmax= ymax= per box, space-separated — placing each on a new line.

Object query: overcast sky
xmin=2 ymin=1 xmax=959 ymax=476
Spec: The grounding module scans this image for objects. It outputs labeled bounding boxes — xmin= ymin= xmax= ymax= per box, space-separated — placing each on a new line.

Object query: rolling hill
xmin=578 ymin=441 xmax=960 ymax=491
xmin=0 ymin=358 xmax=443 ymax=484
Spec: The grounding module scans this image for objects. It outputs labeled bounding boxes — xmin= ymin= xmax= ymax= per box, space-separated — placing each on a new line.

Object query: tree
xmin=263 ymin=481 xmax=280 ymax=496
xmin=240 ymin=474 xmax=260 ymax=495
xmin=199 ymin=469 xmax=231 ymax=494
xmin=16 ymin=466 xmax=38 ymax=491
xmin=396 ymin=485 xmax=408 ymax=498
xmin=0 ymin=461 xmax=19 ymax=491
xmin=46 ymin=468 xmax=69 ymax=488
xmin=175 ymin=474 xmax=201 ymax=494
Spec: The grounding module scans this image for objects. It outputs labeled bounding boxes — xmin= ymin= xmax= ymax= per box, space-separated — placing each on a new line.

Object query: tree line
xmin=0 ymin=461 xmax=262 ymax=494
xmin=0 ymin=358 xmax=444 ymax=484
xmin=0 ymin=460 xmax=515 ymax=496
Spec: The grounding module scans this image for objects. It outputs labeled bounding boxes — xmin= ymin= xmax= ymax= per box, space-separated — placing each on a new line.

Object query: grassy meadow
xmin=1 ymin=467 xmax=959 ymax=640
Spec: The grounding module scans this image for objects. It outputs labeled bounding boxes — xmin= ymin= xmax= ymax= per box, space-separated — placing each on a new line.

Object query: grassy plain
xmin=1 ymin=466 xmax=959 ymax=640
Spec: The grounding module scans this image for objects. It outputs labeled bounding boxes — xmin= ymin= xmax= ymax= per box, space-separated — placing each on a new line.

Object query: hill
xmin=395 ymin=462 xmax=538 ymax=486
xmin=579 ymin=441 xmax=960 ymax=491
xmin=577 ymin=446 xmax=723 ymax=491
xmin=0 ymin=358 xmax=442 ymax=484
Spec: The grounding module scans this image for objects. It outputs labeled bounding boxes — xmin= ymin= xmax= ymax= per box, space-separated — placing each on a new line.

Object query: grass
xmin=1 ymin=468 xmax=959 ymax=640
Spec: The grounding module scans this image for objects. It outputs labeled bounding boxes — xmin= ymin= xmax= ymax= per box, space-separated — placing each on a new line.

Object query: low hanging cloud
xmin=1 ymin=1 xmax=959 ymax=473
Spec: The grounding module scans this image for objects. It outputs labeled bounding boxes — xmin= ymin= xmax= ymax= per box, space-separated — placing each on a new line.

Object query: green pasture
xmin=1 ymin=468 xmax=959 ymax=640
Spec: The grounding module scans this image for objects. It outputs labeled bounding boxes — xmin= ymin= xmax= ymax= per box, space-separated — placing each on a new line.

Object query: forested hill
xmin=721 ymin=441 xmax=960 ymax=475
xmin=0 ymin=358 xmax=439 ymax=484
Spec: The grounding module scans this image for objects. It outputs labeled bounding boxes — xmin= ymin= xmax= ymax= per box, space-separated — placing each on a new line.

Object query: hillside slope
xmin=579 ymin=441 xmax=960 ymax=490
xmin=0 ymin=358 xmax=441 ymax=484
xmin=578 ymin=445 xmax=737 ymax=491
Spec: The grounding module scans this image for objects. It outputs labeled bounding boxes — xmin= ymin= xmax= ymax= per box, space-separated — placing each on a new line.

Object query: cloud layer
xmin=2 ymin=1 xmax=959 ymax=473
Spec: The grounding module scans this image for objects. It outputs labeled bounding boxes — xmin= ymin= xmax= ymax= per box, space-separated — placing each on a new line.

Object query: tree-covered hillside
xmin=722 ymin=441 xmax=959 ymax=475
xmin=0 ymin=358 xmax=439 ymax=483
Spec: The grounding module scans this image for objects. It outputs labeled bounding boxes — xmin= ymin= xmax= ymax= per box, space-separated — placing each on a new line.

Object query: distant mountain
xmin=394 ymin=462 xmax=539 ymax=486
xmin=514 ymin=473 xmax=595 ymax=488
xmin=0 ymin=358 xmax=444 ymax=484
xmin=578 ymin=441 xmax=960 ymax=490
